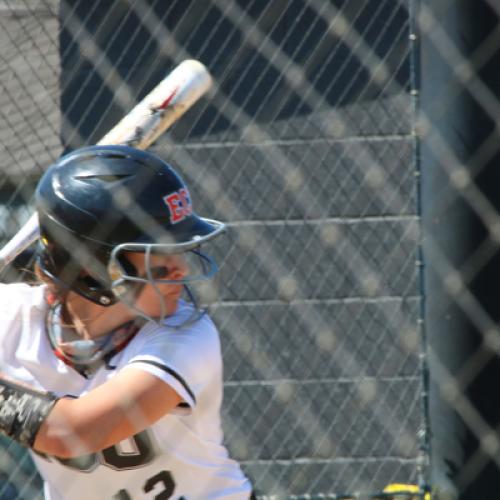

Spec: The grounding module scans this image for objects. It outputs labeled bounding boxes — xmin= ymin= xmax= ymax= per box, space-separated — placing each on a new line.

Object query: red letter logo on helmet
xmin=163 ymin=188 xmax=193 ymax=224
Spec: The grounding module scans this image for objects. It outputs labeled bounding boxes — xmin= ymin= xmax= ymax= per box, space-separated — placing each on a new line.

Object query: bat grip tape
xmin=0 ymin=377 xmax=58 ymax=447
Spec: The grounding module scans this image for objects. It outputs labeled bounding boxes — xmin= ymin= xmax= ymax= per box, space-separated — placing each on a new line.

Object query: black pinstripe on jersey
xmin=128 ymin=359 xmax=196 ymax=404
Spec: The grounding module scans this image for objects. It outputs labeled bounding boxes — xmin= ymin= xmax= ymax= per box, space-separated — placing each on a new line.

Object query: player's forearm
xmin=0 ymin=368 xmax=182 ymax=458
xmin=33 ymin=397 xmax=138 ymax=458
xmin=0 ymin=374 xmax=134 ymax=458
xmin=34 ymin=368 xmax=183 ymax=458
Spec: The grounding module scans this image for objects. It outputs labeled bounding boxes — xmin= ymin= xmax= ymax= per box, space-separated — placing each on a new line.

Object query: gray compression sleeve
xmin=0 ymin=376 xmax=58 ymax=447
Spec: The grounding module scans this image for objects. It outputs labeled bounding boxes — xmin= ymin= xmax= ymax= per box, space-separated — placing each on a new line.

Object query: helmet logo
xmin=163 ymin=187 xmax=192 ymax=224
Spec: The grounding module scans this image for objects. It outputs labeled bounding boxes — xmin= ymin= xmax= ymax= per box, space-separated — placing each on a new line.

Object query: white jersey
xmin=0 ymin=283 xmax=252 ymax=500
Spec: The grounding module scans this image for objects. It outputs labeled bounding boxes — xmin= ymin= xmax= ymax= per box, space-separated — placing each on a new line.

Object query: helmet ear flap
xmin=37 ymin=234 xmax=118 ymax=306
xmin=108 ymin=253 xmax=145 ymax=303
xmin=107 ymin=254 xmax=137 ymax=281
xmin=38 ymin=237 xmax=80 ymax=285
xmin=117 ymin=255 xmax=137 ymax=277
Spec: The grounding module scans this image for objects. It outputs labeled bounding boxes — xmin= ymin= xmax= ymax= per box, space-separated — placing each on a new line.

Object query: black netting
xmin=0 ymin=1 xmax=425 ymax=498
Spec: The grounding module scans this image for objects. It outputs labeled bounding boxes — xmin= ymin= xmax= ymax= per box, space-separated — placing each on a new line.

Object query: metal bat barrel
xmin=98 ymin=59 xmax=212 ymax=148
xmin=0 ymin=60 xmax=212 ymax=272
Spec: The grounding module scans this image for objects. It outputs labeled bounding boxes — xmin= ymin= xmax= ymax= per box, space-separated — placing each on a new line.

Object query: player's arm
xmin=0 ymin=368 xmax=182 ymax=458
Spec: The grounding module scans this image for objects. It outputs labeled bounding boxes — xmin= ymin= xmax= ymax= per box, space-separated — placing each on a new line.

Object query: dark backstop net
xmin=0 ymin=1 xmax=424 ymax=498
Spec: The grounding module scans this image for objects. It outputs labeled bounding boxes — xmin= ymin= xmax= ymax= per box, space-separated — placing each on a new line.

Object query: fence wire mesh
xmin=0 ymin=0 xmax=426 ymax=498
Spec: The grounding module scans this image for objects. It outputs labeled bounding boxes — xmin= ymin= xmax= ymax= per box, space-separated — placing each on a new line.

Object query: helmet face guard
xmin=108 ymin=239 xmax=223 ymax=290
xmin=108 ymin=245 xmax=221 ymax=325
xmin=35 ymin=145 xmax=226 ymax=317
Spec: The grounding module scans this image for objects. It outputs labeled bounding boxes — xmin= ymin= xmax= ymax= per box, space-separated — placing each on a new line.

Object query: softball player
xmin=0 ymin=146 xmax=254 ymax=499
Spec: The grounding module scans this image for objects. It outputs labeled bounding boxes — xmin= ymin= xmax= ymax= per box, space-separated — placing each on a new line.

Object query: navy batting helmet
xmin=36 ymin=145 xmax=225 ymax=306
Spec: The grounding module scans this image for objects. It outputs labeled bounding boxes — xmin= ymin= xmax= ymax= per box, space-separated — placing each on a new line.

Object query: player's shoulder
xmin=0 ymin=282 xmax=46 ymax=312
xmin=131 ymin=301 xmax=220 ymax=352
xmin=0 ymin=284 xmax=46 ymax=350
xmin=121 ymin=303 xmax=223 ymax=393
xmin=153 ymin=301 xmax=218 ymax=334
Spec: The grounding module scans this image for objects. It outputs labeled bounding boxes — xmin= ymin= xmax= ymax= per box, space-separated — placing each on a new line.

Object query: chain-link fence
xmin=0 ymin=0 xmax=427 ymax=498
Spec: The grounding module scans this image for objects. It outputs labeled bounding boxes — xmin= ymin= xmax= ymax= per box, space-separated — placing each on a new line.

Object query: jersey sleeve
xmin=121 ymin=314 xmax=222 ymax=413
xmin=0 ymin=283 xmax=46 ymax=368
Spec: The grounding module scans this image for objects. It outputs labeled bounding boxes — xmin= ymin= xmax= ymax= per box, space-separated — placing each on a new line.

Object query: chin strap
xmin=0 ymin=375 xmax=58 ymax=447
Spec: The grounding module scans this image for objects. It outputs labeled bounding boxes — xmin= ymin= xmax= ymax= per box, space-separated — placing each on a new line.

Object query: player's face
xmin=125 ymin=252 xmax=188 ymax=317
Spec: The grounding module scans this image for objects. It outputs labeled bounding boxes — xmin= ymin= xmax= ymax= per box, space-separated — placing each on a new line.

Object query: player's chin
xmin=135 ymin=295 xmax=179 ymax=319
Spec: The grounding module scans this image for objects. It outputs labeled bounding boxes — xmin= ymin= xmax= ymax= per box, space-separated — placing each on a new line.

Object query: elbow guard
xmin=0 ymin=376 xmax=58 ymax=447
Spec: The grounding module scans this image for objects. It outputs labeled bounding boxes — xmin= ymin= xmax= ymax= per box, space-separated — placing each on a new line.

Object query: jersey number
xmin=37 ymin=431 xmax=177 ymax=498
xmin=53 ymin=429 xmax=155 ymax=472
xmin=114 ymin=471 xmax=176 ymax=499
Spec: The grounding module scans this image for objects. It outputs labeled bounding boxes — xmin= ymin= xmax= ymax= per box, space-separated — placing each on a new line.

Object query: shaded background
xmin=0 ymin=1 xmax=426 ymax=498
